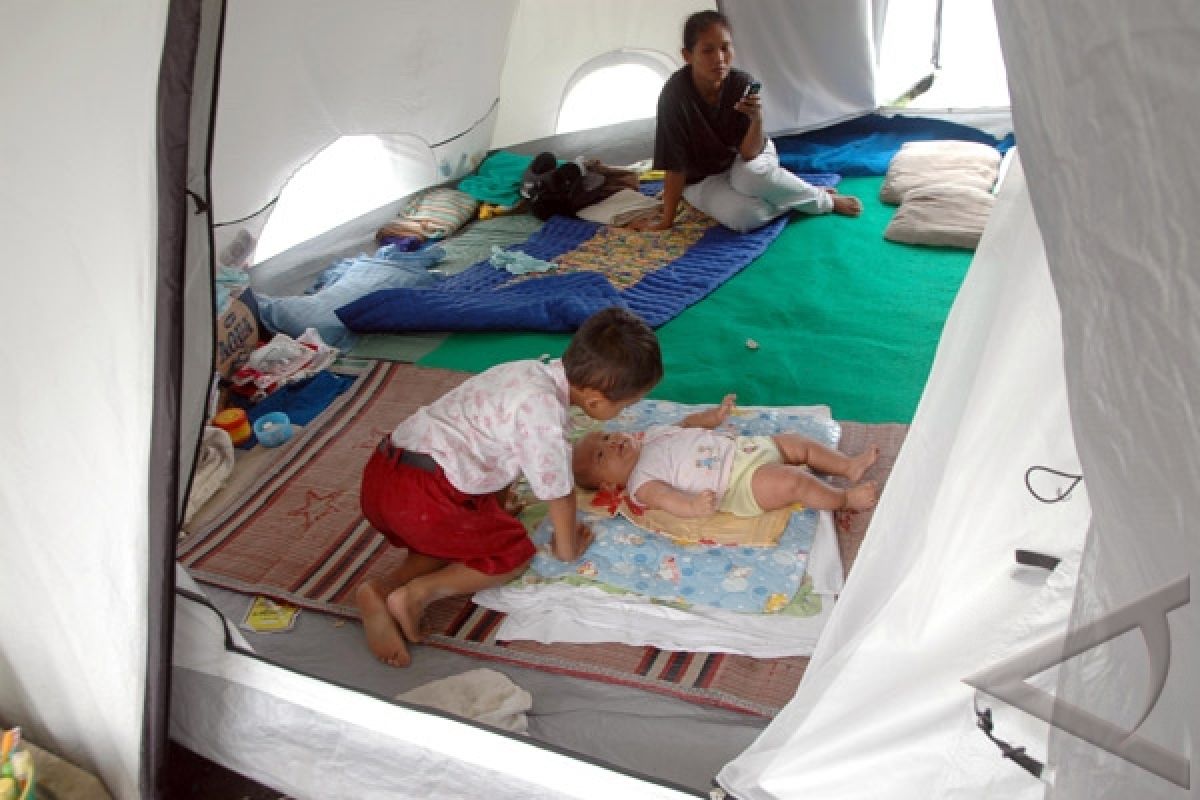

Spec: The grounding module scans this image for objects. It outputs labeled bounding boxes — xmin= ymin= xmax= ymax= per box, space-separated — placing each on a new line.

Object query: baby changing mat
xmin=521 ymin=399 xmax=841 ymax=614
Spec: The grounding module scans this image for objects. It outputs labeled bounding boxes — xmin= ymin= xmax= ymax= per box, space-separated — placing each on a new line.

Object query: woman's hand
xmin=628 ymin=214 xmax=672 ymax=232
xmin=735 ymin=92 xmax=763 ymax=122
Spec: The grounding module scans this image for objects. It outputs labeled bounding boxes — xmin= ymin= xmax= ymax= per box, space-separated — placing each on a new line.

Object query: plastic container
xmin=212 ymin=408 xmax=252 ymax=446
xmin=253 ymin=411 xmax=293 ymax=447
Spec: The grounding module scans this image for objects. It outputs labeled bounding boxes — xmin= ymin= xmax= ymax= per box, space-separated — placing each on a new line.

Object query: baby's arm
xmin=545 ymin=494 xmax=594 ymax=561
xmin=634 ymin=481 xmax=719 ymax=518
xmin=680 ymin=393 xmax=737 ymax=429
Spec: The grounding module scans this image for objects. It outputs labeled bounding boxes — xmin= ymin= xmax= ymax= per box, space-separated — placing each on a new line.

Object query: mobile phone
xmin=743 ymin=81 xmax=761 ymax=98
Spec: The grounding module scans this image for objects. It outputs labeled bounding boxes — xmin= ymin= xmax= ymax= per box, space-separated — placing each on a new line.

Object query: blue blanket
xmin=775 ymin=112 xmax=1015 ymax=177
xmin=336 ymin=208 xmax=788 ymax=332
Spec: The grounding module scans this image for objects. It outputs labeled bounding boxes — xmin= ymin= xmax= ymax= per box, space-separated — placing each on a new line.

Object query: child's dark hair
xmin=683 ymin=10 xmax=731 ymax=51
xmin=562 ymin=307 xmax=662 ymax=402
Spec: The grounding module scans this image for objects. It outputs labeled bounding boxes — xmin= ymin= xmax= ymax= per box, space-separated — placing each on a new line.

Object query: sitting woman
xmin=632 ymin=10 xmax=862 ymax=234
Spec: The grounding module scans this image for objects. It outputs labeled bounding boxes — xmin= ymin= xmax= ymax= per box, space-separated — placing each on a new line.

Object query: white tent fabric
xmin=0 ymin=4 xmax=165 ymax=798
xmin=3 ymin=1 xmax=1199 ymax=798
xmin=996 ymin=2 xmax=1199 ymax=796
xmin=493 ymin=0 xmax=705 ymax=148
xmin=212 ymin=0 xmax=516 ymax=264
xmin=720 ymin=1 xmax=1200 ymax=796
xmin=723 ymin=0 xmax=878 ymax=135
xmin=719 ymin=151 xmax=1091 ymax=798
xmin=214 ymin=0 xmax=884 ymax=263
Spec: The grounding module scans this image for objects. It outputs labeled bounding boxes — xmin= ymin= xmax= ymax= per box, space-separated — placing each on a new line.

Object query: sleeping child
xmin=572 ymin=394 xmax=879 ymax=518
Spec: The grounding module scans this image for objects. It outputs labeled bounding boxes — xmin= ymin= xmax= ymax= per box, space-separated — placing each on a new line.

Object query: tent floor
xmin=194 ymin=580 xmax=766 ymax=795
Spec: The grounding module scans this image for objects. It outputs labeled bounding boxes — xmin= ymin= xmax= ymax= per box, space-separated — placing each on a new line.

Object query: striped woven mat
xmin=179 ymin=359 xmax=906 ymax=717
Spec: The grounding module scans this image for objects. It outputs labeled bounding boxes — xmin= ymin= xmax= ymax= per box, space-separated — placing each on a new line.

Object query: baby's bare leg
xmin=386 ymin=559 xmax=529 ymax=644
xmin=751 ymin=463 xmax=878 ymax=512
xmin=772 ymin=434 xmax=879 ymax=481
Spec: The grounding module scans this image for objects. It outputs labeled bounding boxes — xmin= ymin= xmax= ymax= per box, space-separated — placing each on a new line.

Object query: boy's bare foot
xmin=843 ymin=480 xmax=878 ymax=511
xmin=844 ymin=444 xmax=880 ymax=482
xmin=385 ymin=585 xmax=425 ymax=644
xmin=355 ymin=580 xmax=411 ymax=667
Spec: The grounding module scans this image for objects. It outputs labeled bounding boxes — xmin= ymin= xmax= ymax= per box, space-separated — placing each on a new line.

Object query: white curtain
xmin=719 ymin=154 xmax=1093 ymax=798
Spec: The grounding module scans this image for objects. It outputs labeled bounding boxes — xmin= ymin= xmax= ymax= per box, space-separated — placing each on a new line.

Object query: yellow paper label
xmin=241 ymin=596 xmax=301 ymax=633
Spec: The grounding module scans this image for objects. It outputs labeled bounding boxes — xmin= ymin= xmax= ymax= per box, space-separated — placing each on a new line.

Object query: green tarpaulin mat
xmin=417 ymin=176 xmax=974 ymax=423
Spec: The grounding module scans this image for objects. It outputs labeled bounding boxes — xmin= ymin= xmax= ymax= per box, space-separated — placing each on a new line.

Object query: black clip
xmin=1015 ymin=549 xmax=1060 ymax=571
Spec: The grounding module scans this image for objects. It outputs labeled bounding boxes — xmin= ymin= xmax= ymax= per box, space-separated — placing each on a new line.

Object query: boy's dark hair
xmin=562 ymin=307 xmax=662 ymax=402
xmin=683 ymin=10 xmax=731 ymax=51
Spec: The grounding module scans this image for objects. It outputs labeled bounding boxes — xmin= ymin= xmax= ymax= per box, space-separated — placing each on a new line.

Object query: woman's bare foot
xmin=355 ymin=580 xmax=411 ymax=667
xmin=831 ymin=194 xmax=863 ymax=217
xmin=843 ymin=480 xmax=878 ymax=511
xmin=385 ymin=585 xmax=426 ymax=644
xmin=844 ymin=445 xmax=880 ymax=482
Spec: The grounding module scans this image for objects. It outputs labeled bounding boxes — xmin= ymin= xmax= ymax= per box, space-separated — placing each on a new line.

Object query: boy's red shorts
xmin=360 ymin=437 xmax=535 ymax=576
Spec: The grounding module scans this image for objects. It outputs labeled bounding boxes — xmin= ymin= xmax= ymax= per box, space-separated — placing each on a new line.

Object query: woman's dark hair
xmin=682 ymin=10 xmax=731 ymax=51
xmin=562 ymin=307 xmax=663 ymax=402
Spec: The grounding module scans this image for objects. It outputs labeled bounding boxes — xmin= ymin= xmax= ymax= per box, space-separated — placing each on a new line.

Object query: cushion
xmin=884 ymin=182 xmax=996 ymax=250
xmin=880 ymin=140 xmax=1002 ymax=205
xmin=376 ymin=186 xmax=480 ymax=241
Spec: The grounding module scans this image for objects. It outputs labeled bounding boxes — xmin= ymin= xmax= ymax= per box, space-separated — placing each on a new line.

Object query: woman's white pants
xmin=682 ymin=139 xmax=832 ymax=232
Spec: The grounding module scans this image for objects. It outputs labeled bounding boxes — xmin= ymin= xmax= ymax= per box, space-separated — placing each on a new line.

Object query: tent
xmin=0 ymin=1 xmax=1195 ymax=798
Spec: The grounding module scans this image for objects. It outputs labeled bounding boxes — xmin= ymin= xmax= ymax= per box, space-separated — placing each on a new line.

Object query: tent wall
xmin=0 ymin=3 xmax=169 ymax=798
xmin=723 ymin=0 xmax=878 ymax=134
xmin=491 ymin=0 xmax=706 ymax=148
xmin=210 ymin=0 xmax=518 ymax=264
xmin=216 ymin=0 xmax=887 ymax=263
xmin=996 ymin=2 xmax=1198 ymax=797
xmin=719 ymin=153 xmax=1092 ymax=798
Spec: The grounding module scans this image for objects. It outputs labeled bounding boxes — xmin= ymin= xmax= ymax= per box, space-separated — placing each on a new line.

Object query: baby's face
xmin=573 ymin=431 xmax=641 ymax=489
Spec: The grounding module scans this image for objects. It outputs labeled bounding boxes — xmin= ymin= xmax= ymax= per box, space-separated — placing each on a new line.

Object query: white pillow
xmin=883 ymin=182 xmax=995 ymax=250
xmin=880 ymin=140 xmax=1002 ymax=205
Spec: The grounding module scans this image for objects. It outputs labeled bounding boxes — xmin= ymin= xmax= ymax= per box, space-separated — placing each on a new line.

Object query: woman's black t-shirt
xmin=652 ymin=66 xmax=754 ymax=185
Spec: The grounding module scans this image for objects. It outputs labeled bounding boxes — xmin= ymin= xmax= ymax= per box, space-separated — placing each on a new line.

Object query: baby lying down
xmin=572 ymin=395 xmax=878 ymax=518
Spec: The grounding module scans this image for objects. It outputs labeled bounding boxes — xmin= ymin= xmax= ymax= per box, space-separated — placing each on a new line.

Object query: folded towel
xmin=183 ymin=426 xmax=236 ymax=525
xmin=575 ymin=187 xmax=662 ymax=226
xmin=396 ymin=668 xmax=532 ymax=733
